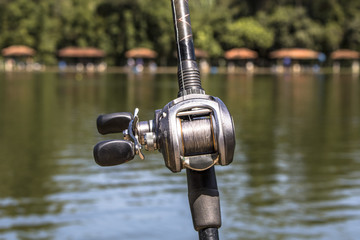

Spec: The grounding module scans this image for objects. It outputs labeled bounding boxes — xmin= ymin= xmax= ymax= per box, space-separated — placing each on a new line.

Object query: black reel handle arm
xmin=94 ymin=109 xmax=146 ymax=166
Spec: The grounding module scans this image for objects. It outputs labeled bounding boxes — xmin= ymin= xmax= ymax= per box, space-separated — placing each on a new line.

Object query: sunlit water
xmin=0 ymin=71 xmax=359 ymax=240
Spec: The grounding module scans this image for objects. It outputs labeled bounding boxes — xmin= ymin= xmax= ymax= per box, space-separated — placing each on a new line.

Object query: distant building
xmin=1 ymin=45 xmax=39 ymax=71
xmin=194 ymin=48 xmax=210 ymax=74
xmin=224 ymin=48 xmax=258 ymax=73
xmin=269 ymin=48 xmax=320 ymax=73
xmin=330 ymin=49 xmax=360 ymax=74
xmin=58 ymin=47 xmax=107 ymax=72
xmin=125 ymin=48 xmax=158 ymax=73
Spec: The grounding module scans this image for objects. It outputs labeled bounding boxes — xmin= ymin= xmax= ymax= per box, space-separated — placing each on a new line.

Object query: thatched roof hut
xmin=330 ymin=49 xmax=360 ymax=60
xmin=125 ymin=48 xmax=157 ymax=59
xmin=269 ymin=48 xmax=319 ymax=60
xmin=224 ymin=48 xmax=258 ymax=60
xmin=2 ymin=45 xmax=36 ymax=57
xmin=330 ymin=49 xmax=360 ymax=73
xmin=58 ymin=47 xmax=105 ymax=58
xmin=194 ymin=48 xmax=209 ymax=59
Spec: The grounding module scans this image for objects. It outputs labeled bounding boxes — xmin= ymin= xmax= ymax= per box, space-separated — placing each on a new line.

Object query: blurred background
xmin=0 ymin=0 xmax=359 ymax=69
xmin=1 ymin=0 xmax=360 ymax=240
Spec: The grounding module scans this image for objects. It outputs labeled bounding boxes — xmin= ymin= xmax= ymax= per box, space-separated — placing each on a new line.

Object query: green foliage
xmin=1 ymin=0 xmax=38 ymax=47
xmin=190 ymin=0 xmax=233 ymax=57
xmin=0 ymin=0 xmax=359 ymax=64
xmin=342 ymin=15 xmax=360 ymax=51
xmin=323 ymin=22 xmax=343 ymax=51
xmin=261 ymin=6 xmax=324 ymax=50
xmin=138 ymin=0 xmax=173 ymax=58
xmin=220 ymin=17 xmax=274 ymax=50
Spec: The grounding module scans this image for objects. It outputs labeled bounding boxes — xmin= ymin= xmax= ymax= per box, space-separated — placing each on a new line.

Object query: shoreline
xmin=1 ymin=65 xmax=359 ymax=75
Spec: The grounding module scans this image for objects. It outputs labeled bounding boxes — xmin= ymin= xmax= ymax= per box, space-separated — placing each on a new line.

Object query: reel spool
xmin=157 ymin=94 xmax=235 ymax=172
xmin=180 ymin=116 xmax=215 ymax=156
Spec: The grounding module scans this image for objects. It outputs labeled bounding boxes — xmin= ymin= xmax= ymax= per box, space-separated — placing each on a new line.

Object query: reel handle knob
xmin=93 ymin=140 xmax=135 ymax=166
xmin=97 ymin=112 xmax=133 ymax=135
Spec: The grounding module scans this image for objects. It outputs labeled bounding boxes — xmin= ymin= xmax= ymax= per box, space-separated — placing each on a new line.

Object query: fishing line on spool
xmin=180 ymin=117 xmax=216 ymax=155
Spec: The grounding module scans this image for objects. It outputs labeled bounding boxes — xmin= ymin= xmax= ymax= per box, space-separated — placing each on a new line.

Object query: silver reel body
xmin=156 ymin=94 xmax=235 ymax=172
xmin=94 ymin=94 xmax=235 ymax=173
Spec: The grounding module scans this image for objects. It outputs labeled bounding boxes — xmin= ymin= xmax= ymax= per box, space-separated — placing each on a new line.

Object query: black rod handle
xmin=186 ymin=167 xmax=221 ymax=233
xmin=199 ymin=228 xmax=219 ymax=240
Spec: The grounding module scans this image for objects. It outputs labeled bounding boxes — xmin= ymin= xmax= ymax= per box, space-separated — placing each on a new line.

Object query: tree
xmin=323 ymin=22 xmax=343 ymax=52
xmin=0 ymin=0 xmax=38 ymax=48
xmin=57 ymin=0 xmax=104 ymax=48
xmin=1 ymin=0 xmax=360 ymax=65
xmin=260 ymin=6 xmax=324 ymax=51
xmin=33 ymin=1 xmax=61 ymax=64
xmin=342 ymin=15 xmax=360 ymax=51
xmin=138 ymin=0 xmax=174 ymax=64
xmin=220 ymin=17 xmax=274 ymax=51
xmin=190 ymin=0 xmax=233 ymax=57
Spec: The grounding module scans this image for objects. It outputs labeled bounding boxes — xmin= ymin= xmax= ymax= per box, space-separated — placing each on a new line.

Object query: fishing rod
xmin=93 ymin=1 xmax=235 ymax=239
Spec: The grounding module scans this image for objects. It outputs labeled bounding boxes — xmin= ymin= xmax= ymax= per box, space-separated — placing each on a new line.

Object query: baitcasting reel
xmin=94 ymin=1 xmax=235 ymax=237
xmin=94 ymin=93 xmax=235 ymax=173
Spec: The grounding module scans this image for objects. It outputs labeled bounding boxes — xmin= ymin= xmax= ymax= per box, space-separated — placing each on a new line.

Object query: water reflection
xmin=0 ymin=72 xmax=359 ymax=239
xmin=219 ymin=73 xmax=360 ymax=239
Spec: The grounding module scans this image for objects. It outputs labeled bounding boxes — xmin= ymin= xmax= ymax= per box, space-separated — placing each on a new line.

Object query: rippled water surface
xmin=0 ymin=72 xmax=360 ymax=240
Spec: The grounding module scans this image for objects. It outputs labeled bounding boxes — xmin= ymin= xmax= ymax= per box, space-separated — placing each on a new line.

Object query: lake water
xmin=0 ymin=71 xmax=359 ymax=240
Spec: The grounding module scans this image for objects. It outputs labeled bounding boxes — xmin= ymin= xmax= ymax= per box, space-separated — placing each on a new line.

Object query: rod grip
xmin=186 ymin=167 xmax=221 ymax=231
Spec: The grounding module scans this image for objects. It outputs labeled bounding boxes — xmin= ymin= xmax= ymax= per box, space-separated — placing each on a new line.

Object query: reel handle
xmin=97 ymin=112 xmax=133 ymax=135
xmin=93 ymin=140 xmax=135 ymax=166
